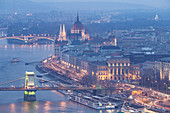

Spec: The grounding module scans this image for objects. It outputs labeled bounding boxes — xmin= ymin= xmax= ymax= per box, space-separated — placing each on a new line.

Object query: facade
xmin=107 ymin=58 xmax=130 ymax=81
xmin=89 ymin=58 xmax=131 ymax=81
xmin=155 ymin=58 xmax=170 ymax=81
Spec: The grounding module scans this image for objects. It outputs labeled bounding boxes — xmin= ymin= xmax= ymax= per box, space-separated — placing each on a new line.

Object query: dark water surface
xmin=0 ymin=39 xmax=118 ymax=113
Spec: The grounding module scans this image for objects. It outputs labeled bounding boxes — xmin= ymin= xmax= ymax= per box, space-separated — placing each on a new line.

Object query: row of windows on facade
xmin=62 ymin=61 xmax=89 ymax=72
xmin=98 ymin=76 xmax=128 ymax=80
xmin=108 ymin=63 xmax=130 ymax=67
xmin=98 ymin=69 xmax=128 ymax=75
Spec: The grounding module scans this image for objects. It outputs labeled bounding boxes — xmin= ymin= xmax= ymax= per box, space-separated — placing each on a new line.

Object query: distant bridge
xmin=0 ymin=36 xmax=55 ymax=44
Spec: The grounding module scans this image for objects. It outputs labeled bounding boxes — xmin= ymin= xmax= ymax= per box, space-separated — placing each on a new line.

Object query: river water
xmin=0 ymin=39 xmax=118 ymax=113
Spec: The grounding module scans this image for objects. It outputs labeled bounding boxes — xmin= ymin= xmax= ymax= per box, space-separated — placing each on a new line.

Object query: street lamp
xmin=164 ymin=83 xmax=168 ymax=94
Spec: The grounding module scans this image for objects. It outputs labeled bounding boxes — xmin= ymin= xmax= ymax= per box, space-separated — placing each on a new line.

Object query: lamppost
xmin=155 ymin=81 xmax=158 ymax=90
xmin=164 ymin=83 xmax=168 ymax=94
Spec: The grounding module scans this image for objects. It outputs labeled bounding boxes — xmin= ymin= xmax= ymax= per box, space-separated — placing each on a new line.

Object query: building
xmin=70 ymin=14 xmax=89 ymax=41
xmin=90 ymin=35 xmax=117 ymax=53
xmin=155 ymin=57 xmax=170 ymax=81
xmin=100 ymin=46 xmax=122 ymax=54
xmin=89 ymin=58 xmax=131 ymax=81
xmin=0 ymin=28 xmax=7 ymax=37
xmin=54 ymin=43 xmax=141 ymax=82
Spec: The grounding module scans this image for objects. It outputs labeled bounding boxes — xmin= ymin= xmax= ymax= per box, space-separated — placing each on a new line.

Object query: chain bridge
xmin=0 ymin=71 xmax=122 ymax=101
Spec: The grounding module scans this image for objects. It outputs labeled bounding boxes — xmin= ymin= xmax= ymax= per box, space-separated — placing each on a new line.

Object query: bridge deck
xmin=0 ymin=87 xmax=121 ymax=91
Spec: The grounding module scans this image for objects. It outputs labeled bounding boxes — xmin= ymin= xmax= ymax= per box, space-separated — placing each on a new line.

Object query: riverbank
xmin=36 ymin=57 xmax=170 ymax=112
xmin=36 ymin=61 xmax=80 ymax=86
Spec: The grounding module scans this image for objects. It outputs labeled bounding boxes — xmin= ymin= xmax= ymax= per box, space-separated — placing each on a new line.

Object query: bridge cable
xmin=0 ymin=77 xmax=25 ymax=85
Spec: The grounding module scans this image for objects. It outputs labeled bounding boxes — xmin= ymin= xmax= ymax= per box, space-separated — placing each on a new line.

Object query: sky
xmin=31 ymin=0 xmax=170 ymax=8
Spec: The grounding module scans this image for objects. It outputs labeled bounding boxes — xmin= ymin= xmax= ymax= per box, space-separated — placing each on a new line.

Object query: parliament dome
xmin=71 ymin=15 xmax=84 ymax=31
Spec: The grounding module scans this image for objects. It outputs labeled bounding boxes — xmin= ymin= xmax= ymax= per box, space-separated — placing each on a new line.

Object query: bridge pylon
xmin=24 ymin=71 xmax=36 ymax=101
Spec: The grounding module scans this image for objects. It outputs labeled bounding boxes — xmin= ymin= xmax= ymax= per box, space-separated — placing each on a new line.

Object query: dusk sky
xmin=31 ymin=0 xmax=170 ymax=8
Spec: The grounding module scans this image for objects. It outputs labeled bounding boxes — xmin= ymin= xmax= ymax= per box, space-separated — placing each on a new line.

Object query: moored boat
xmin=11 ymin=58 xmax=20 ymax=63
xmin=68 ymin=94 xmax=118 ymax=110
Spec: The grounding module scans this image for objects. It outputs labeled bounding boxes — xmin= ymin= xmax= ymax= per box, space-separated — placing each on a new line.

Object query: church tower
xmin=58 ymin=24 xmax=67 ymax=41
xmin=62 ymin=24 xmax=66 ymax=41
xmin=114 ymin=38 xmax=117 ymax=46
xmin=58 ymin=24 xmax=63 ymax=41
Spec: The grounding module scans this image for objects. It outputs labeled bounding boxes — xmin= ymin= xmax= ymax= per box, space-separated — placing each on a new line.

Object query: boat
xmin=36 ymin=74 xmax=42 ymax=77
xmin=68 ymin=94 xmax=118 ymax=110
xmin=58 ymin=90 xmax=73 ymax=95
xmin=11 ymin=58 xmax=20 ymax=63
xmin=121 ymin=102 xmax=143 ymax=113
xmin=39 ymin=79 xmax=47 ymax=83
xmin=25 ymin=63 xmax=29 ymax=65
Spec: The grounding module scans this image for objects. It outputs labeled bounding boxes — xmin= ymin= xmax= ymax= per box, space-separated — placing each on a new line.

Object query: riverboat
xmin=68 ymin=94 xmax=118 ymax=110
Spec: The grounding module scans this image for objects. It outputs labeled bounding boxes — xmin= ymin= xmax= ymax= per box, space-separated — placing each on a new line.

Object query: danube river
xmin=0 ymin=39 xmax=119 ymax=113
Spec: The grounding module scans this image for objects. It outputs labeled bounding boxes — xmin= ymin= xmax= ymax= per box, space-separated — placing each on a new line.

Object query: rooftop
xmin=100 ymin=46 xmax=120 ymax=50
xmin=158 ymin=57 xmax=170 ymax=63
xmin=25 ymin=71 xmax=35 ymax=75
xmin=90 ymin=61 xmax=108 ymax=66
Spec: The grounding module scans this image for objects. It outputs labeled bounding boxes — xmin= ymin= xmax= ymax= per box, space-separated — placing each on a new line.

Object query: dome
xmin=71 ymin=14 xmax=84 ymax=31
xmin=72 ymin=21 xmax=84 ymax=31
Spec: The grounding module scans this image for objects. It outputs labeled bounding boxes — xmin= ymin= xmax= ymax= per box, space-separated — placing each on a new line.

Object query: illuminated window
xmin=92 ymin=72 xmax=94 ymax=75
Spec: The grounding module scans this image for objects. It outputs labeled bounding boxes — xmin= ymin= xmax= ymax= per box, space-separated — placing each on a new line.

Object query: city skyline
xmin=0 ymin=0 xmax=170 ymax=112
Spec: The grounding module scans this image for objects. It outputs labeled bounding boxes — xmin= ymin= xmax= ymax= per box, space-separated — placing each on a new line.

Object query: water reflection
xmin=44 ymin=101 xmax=51 ymax=112
xmin=0 ymin=98 xmax=119 ymax=113
xmin=12 ymin=44 xmax=15 ymax=49
xmin=10 ymin=103 xmax=16 ymax=113
xmin=23 ymin=101 xmax=30 ymax=112
xmin=60 ymin=101 xmax=66 ymax=111
xmin=4 ymin=45 xmax=7 ymax=49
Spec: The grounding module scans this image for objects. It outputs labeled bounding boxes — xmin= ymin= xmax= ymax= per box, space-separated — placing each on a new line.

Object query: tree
xmin=80 ymin=74 xmax=97 ymax=86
